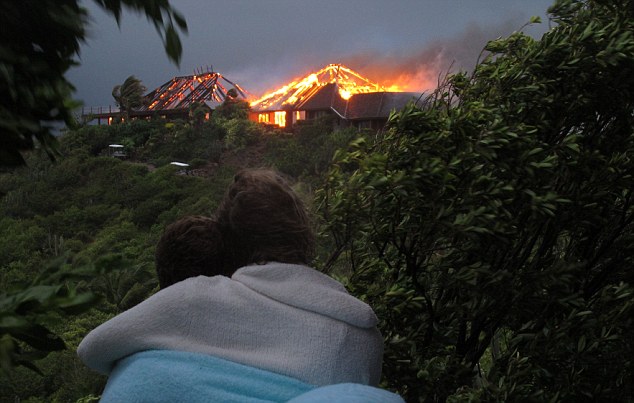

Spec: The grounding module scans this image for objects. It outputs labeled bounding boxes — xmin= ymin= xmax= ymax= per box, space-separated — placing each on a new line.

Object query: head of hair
xmin=155 ymin=215 xmax=227 ymax=289
xmin=215 ymin=168 xmax=315 ymax=271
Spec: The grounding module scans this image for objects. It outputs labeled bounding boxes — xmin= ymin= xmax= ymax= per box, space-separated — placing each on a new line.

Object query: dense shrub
xmin=264 ymin=118 xmax=360 ymax=179
xmin=219 ymin=117 xmax=264 ymax=150
xmin=319 ymin=0 xmax=634 ymax=400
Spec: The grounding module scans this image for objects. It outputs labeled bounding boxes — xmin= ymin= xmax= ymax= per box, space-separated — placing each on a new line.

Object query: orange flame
xmin=250 ymin=64 xmax=384 ymax=110
xmin=380 ymin=70 xmax=438 ymax=93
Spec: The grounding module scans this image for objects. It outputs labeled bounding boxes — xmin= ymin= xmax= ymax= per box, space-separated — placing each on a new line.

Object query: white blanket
xmin=78 ymin=262 xmax=384 ymax=386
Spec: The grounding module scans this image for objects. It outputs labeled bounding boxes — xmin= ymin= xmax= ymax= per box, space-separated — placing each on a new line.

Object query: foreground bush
xmin=319 ymin=0 xmax=634 ymax=400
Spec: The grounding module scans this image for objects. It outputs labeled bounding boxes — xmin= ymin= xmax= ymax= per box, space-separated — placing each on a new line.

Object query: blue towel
xmin=288 ymin=383 xmax=405 ymax=403
xmin=100 ymin=350 xmax=314 ymax=403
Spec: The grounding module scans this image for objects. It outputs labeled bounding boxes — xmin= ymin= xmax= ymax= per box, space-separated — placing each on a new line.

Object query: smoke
xmin=228 ymin=16 xmax=542 ymax=98
xmin=338 ymin=18 xmax=527 ymax=93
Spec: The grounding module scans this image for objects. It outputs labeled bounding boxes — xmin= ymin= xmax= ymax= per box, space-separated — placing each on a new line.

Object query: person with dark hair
xmin=215 ymin=169 xmax=316 ymax=270
xmin=78 ymin=169 xmax=403 ymax=402
xmin=154 ymin=215 xmax=229 ymax=289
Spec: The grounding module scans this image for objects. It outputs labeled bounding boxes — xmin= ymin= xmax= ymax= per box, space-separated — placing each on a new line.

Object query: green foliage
xmin=218 ymin=117 xmax=264 ymax=150
xmin=213 ymin=91 xmax=250 ymax=120
xmin=0 ymin=218 xmax=47 ymax=271
xmin=188 ymin=101 xmax=209 ymax=134
xmin=0 ymin=0 xmax=186 ymax=166
xmin=0 ymin=118 xmax=241 ymax=401
xmin=0 ymin=303 xmax=111 ymax=402
xmin=0 ymin=0 xmax=83 ymax=166
xmin=0 ymin=261 xmax=99 ymax=375
xmin=138 ymin=120 xmax=226 ymax=166
xmin=265 ymin=117 xmax=360 ymax=180
xmin=58 ymin=125 xmax=115 ymax=157
xmin=318 ymin=0 xmax=634 ymax=400
xmin=79 ymin=254 xmax=157 ymax=314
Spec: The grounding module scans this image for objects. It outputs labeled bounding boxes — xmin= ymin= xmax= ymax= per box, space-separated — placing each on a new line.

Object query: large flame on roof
xmin=250 ymin=64 xmax=384 ymax=110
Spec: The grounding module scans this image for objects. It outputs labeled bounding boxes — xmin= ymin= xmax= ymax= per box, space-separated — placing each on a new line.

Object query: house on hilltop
xmin=249 ymin=64 xmax=420 ymax=131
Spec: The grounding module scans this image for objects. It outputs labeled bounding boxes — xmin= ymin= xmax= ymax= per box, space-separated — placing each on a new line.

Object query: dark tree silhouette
xmin=0 ymin=0 xmax=187 ymax=166
xmin=112 ymin=76 xmax=147 ymax=121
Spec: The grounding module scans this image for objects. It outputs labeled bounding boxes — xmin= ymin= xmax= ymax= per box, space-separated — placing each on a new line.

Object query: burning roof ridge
xmin=250 ymin=63 xmax=389 ymax=110
xmin=170 ymin=71 xmax=221 ymax=80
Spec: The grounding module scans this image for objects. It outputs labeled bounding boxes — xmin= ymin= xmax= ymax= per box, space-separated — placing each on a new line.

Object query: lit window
xmin=274 ymin=111 xmax=286 ymax=127
xmin=258 ymin=113 xmax=269 ymax=123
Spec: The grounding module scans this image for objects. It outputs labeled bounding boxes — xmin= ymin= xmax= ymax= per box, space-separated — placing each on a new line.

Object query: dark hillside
xmin=0 ymin=114 xmax=361 ymax=402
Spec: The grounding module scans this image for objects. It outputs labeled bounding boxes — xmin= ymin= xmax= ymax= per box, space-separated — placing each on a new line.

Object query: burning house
xmin=85 ymin=64 xmax=419 ymax=130
xmin=249 ymin=64 xmax=420 ymax=130
xmin=85 ymin=69 xmax=248 ymax=124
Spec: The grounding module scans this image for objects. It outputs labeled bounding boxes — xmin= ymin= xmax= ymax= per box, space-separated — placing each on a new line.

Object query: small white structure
xmin=108 ymin=144 xmax=126 ymax=158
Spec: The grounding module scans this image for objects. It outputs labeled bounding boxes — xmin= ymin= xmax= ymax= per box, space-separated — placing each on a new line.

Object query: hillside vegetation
xmin=0 ymin=112 xmax=360 ymax=402
xmin=1 ymin=0 xmax=633 ymax=401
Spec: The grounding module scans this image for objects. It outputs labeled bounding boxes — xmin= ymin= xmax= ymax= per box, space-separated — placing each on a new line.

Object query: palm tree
xmin=112 ymin=75 xmax=147 ymax=121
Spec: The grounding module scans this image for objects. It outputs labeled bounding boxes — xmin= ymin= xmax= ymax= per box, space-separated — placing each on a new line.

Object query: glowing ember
xmin=250 ymin=64 xmax=384 ymax=110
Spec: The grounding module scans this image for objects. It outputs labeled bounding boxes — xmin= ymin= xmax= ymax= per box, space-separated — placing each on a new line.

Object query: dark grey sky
xmin=68 ymin=0 xmax=555 ymax=109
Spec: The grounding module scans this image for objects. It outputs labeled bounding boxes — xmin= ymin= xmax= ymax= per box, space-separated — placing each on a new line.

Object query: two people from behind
xmin=78 ymin=169 xmax=403 ymax=402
